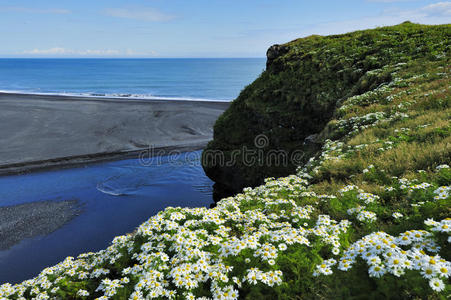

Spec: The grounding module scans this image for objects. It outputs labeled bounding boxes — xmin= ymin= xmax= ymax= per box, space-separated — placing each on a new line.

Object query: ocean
xmin=0 ymin=58 xmax=265 ymax=101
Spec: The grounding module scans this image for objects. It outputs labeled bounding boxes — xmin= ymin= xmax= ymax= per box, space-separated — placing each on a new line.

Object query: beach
xmin=0 ymin=200 xmax=81 ymax=251
xmin=0 ymin=92 xmax=229 ymax=175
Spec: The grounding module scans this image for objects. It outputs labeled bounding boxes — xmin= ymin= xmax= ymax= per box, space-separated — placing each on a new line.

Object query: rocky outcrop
xmin=266 ymin=44 xmax=289 ymax=71
xmin=202 ymin=22 xmax=451 ymax=196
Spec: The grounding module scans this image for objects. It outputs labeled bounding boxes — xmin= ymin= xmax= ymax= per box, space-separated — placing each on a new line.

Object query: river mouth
xmin=0 ymin=151 xmax=214 ymax=284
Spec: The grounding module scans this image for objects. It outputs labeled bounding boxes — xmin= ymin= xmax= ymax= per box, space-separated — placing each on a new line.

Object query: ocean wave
xmin=0 ymin=89 xmax=231 ymax=102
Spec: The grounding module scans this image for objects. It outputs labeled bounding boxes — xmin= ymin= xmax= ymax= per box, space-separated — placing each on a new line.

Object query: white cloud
xmin=23 ymin=48 xmax=69 ymax=55
xmin=21 ymin=48 xmax=157 ymax=57
xmin=366 ymin=0 xmax=414 ymax=3
xmin=232 ymin=1 xmax=451 ymax=55
xmin=104 ymin=7 xmax=175 ymax=22
xmin=0 ymin=7 xmax=70 ymax=14
xmin=419 ymin=1 xmax=451 ymax=17
xmin=124 ymin=49 xmax=159 ymax=56
xmin=295 ymin=1 xmax=451 ymax=37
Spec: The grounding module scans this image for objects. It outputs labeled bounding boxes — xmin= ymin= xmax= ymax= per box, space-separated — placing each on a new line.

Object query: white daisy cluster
xmin=436 ymin=164 xmax=450 ymax=170
xmin=315 ymin=225 xmax=450 ymax=292
xmin=394 ymin=127 xmax=411 ymax=133
xmin=337 ymin=111 xmax=387 ymax=134
xmin=336 ymin=107 xmax=410 ymax=137
xmin=433 ymin=186 xmax=450 ymax=200
xmin=313 ymin=258 xmax=337 ymax=276
xmin=338 ymin=185 xmax=359 ymax=194
xmin=425 ymin=218 xmax=451 ymax=234
xmin=392 ymin=212 xmax=404 ymax=219
xmin=314 ymin=140 xmax=346 ymax=163
xmin=357 ymin=192 xmax=380 ymax=204
xmin=0 ymin=175 xmax=352 ymax=300
xmin=417 ymin=123 xmax=431 ymax=129
xmin=408 ymin=182 xmax=432 ymax=192
xmin=336 ymin=67 xmax=417 ymax=115
xmin=338 ymin=88 xmax=389 ymax=113
xmin=356 ymin=211 xmax=377 ymax=223
xmin=362 ymin=164 xmax=375 ymax=174
xmin=346 ymin=208 xmax=374 ymax=225
xmin=96 ymin=278 xmax=127 ymax=297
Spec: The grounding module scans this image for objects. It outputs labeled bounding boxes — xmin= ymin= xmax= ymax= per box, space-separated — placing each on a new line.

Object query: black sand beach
xmin=0 ymin=92 xmax=229 ymax=175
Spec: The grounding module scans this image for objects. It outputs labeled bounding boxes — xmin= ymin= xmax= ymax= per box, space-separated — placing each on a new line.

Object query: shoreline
xmin=0 ymin=91 xmax=231 ymax=103
xmin=0 ymin=92 xmax=229 ymax=176
xmin=0 ymin=141 xmax=208 ymax=177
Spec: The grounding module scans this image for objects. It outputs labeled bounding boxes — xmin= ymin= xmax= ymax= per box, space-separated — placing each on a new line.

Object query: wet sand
xmin=0 ymin=200 xmax=81 ymax=250
xmin=0 ymin=92 xmax=229 ymax=175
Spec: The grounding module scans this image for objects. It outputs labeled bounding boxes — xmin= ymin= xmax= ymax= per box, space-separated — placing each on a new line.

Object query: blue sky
xmin=1 ymin=0 xmax=449 ymax=58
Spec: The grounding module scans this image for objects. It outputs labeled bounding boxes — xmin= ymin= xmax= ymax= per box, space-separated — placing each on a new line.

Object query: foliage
xmin=1 ymin=22 xmax=450 ymax=300
xmin=203 ymin=22 xmax=451 ymax=193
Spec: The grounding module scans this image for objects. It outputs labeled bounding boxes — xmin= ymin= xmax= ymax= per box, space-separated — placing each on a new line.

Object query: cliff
xmin=202 ymin=22 xmax=451 ymax=195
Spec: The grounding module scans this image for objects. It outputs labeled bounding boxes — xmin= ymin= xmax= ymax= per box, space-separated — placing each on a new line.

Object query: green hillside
xmin=203 ymin=22 xmax=451 ymax=195
xmin=1 ymin=22 xmax=450 ymax=299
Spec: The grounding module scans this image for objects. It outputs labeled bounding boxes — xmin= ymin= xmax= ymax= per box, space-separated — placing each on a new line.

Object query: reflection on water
xmin=0 ymin=151 xmax=213 ymax=284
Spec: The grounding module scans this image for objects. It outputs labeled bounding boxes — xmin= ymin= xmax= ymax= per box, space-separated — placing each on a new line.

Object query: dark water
xmin=0 ymin=58 xmax=265 ymax=101
xmin=0 ymin=151 xmax=214 ymax=284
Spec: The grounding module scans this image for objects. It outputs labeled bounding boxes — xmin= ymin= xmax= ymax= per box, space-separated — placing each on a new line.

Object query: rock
xmin=303 ymin=134 xmax=319 ymax=146
xmin=266 ymin=44 xmax=289 ymax=70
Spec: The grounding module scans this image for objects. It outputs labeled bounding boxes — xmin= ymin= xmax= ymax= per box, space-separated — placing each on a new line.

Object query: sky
xmin=0 ymin=0 xmax=449 ymax=58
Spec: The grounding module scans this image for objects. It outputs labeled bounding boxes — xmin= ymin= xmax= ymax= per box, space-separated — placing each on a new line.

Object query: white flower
xmin=278 ymin=243 xmax=287 ymax=251
xmin=429 ymin=278 xmax=445 ymax=292
xmin=436 ymin=164 xmax=449 ymax=170
xmin=76 ymin=289 xmax=89 ymax=297
xmin=392 ymin=212 xmax=403 ymax=219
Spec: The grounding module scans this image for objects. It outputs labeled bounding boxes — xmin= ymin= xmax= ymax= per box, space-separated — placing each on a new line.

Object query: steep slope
xmin=202 ymin=22 xmax=451 ymax=195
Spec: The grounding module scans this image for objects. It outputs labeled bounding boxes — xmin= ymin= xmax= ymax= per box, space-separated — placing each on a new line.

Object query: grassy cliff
xmin=1 ymin=23 xmax=450 ymax=299
xmin=203 ymin=22 xmax=451 ymax=195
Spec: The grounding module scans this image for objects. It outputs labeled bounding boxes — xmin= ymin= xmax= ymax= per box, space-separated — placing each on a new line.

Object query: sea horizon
xmin=0 ymin=58 xmax=265 ymax=101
